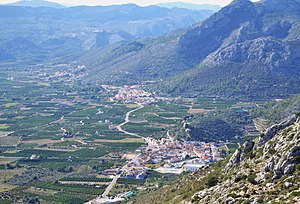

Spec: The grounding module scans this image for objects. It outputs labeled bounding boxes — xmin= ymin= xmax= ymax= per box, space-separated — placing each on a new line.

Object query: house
xmin=183 ymin=164 xmax=205 ymax=172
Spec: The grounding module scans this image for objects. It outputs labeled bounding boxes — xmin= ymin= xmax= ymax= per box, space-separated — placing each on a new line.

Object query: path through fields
xmin=116 ymin=103 xmax=145 ymax=139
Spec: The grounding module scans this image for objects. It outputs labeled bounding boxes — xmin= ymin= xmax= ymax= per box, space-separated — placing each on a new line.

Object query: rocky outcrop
xmin=224 ymin=140 xmax=254 ymax=172
xmin=224 ymin=146 xmax=242 ymax=172
xmin=178 ymin=0 xmax=257 ymax=61
xmin=192 ymin=117 xmax=300 ymax=203
xmin=258 ymin=116 xmax=297 ymax=146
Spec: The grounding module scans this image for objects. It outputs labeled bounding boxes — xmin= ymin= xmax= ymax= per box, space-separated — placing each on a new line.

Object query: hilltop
xmin=157 ymin=2 xmax=221 ymax=12
xmin=8 ymin=0 xmax=65 ymax=8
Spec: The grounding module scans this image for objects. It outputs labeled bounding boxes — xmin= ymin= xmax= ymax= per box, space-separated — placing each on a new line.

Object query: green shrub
xmin=206 ymin=176 xmax=219 ymax=187
xmin=234 ymin=174 xmax=247 ymax=183
xmin=247 ymin=173 xmax=257 ymax=185
xmin=257 ymin=197 xmax=264 ymax=203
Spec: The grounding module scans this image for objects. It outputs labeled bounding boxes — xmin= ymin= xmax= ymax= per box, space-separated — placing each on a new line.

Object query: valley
xmin=0 ymin=63 xmax=267 ymax=203
xmin=0 ymin=0 xmax=299 ymax=203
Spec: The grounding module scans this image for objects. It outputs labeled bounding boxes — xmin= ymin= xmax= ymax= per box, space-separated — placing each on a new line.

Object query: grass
xmin=0 ymin=169 xmax=25 ymax=192
xmin=0 ymin=157 xmax=19 ymax=165
xmin=0 ymin=125 xmax=10 ymax=130
xmin=4 ymin=103 xmax=19 ymax=108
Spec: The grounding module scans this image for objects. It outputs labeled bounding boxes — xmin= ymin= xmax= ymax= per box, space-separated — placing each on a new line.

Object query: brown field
xmin=0 ymin=131 xmax=13 ymax=138
xmin=188 ymin=109 xmax=210 ymax=114
xmin=24 ymin=187 xmax=58 ymax=196
xmin=0 ymin=169 xmax=25 ymax=192
xmin=21 ymin=139 xmax=63 ymax=145
xmin=32 ymin=148 xmax=77 ymax=152
xmin=94 ymin=137 xmax=144 ymax=143
xmin=0 ymin=136 xmax=19 ymax=146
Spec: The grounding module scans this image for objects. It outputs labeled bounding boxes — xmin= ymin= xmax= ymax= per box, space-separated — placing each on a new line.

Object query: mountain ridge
xmin=0 ymin=4 xmax=213 ymax=63
xmin=8 ymin=0 xmax=65 ymax=8
xmin=157 ymin=2 xmax=221 ymax=12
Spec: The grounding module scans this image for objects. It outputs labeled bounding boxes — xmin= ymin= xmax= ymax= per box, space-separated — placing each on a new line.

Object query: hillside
xmin=0 ymin=4 xmax=213 ymax=63
xmin=252 ymin=94 xmax=300 ymax=130
xmin=161 ymin=0 xmax=300 ymax=98
xmin=131 ymin=115 xmax=300 ymax=203
xmin=81 ymin=0 xmax=300 ymax=99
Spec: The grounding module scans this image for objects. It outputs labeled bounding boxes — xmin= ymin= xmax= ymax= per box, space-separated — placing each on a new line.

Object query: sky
xmin=0 ymin=0 xmax=260 ymax=7
xmin=0 ymin=0 xmax=238 ymax=7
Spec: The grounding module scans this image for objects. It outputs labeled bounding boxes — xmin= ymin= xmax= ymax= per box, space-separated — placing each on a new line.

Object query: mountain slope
xmin=8 ymin=0 xmax=65 ymax=8
xmin=82 ymin=0 xmax=300 ymax=99
xmin=132 ymin=115 xmax=300 ymax=203
xmin=162 ymin=0 xmax=300 ymax=98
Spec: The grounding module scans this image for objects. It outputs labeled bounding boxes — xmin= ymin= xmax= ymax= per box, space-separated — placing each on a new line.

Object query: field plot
xmin=193 ymin=97 xmax=236 ymax=111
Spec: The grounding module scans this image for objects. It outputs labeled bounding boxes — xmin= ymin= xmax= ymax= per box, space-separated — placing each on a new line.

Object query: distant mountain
xmin=157 ymin=2 xmax=221 ymax=11
xmin=0 ymin=4 xmax=213 ymax=63
xmin=82 ymin=0 xmax=300 ymax=99
xmin=8 ymin=0 xmax=65 ymax=8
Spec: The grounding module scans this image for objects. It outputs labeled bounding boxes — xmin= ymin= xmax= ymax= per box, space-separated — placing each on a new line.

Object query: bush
xmin=257 ymin=197 xmax=264 ymax=203
xmin=247 ymin=173 xmax=257 ymax=185
xmin=235 ymin=174 xmax=247 ymax=183
xmin=206 ymin=176 xmax=219 ymax=187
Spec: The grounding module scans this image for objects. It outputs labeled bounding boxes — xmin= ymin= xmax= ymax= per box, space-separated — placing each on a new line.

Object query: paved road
xmin=86 ymin=103 xmax=146 ymax=204
xmin=116 ymin=103 xmax=145 ymax=139
xmin=101 ymin=174 xmax=121 ymax=198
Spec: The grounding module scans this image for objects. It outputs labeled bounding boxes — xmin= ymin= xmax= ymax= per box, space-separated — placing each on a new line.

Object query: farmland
xmin=0 ymin=64 xmax=256 ymax=203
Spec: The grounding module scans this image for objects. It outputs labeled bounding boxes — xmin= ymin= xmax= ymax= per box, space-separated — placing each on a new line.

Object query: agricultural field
xmin=0 ymin=66 xmax=253 ymax=203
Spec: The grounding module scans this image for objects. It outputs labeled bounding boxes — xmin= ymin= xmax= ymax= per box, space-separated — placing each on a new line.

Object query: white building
xmin=183 ymin=164 xmax=205 ymax=172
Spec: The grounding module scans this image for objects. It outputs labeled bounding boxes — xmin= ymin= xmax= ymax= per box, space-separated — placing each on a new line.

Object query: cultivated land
xmin=0 ymin=64 xmax=264 ymax=203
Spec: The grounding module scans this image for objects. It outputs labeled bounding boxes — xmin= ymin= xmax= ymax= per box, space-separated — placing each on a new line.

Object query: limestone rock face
xmin=258 ymin=116 xmax=296 ymax=147
xmin=264 ymin=156 xmax=275 ymax=172
xmin=192 ymin=117 xmax=300 ymax=203
xmin=224 ymin=146 xmax=242 ymax=172
xmin=224 ymin=140 xmax=254 ymax=172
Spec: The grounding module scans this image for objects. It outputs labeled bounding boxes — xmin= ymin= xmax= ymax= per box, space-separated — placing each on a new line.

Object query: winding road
xmin=116 ymin=103 xmax=145 ymax=139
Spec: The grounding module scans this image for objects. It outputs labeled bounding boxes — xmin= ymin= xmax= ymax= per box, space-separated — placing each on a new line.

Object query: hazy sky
xmin=0 ymin=0 xmax=259 ymax=7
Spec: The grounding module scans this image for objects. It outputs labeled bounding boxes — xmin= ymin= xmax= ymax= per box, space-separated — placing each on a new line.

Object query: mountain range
xmin=8 ymin=0 xmax=65 ymax=8
xmin=157 ymin=2 xmax=221 ymax=11
xmin=81 ymin=0 xmax=300 ymax=99
xmin=0 ymin=4 xmax=213 ymax=63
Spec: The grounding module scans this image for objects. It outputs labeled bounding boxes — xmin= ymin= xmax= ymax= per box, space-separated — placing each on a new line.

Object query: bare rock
xmin=240 ymin=140 xmax=255 ymax=161
xmin=264 ymin=157 xmax=275 ymax=172
xmin=284 ymin=164 xmax=296 ymax=175
xmin=258 ymin=116 xmax=297 ymax=147
xmin=284 ymin=182 xmax=293 ymax=188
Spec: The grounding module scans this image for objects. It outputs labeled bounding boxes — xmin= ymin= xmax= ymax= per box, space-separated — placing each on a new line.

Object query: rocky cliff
xmin=192 ymin=115 xmax=300 ymax=203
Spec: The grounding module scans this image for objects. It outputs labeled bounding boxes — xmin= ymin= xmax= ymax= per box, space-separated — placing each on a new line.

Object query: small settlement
xmin=103 ymin=135 xmax=224 ymax=179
